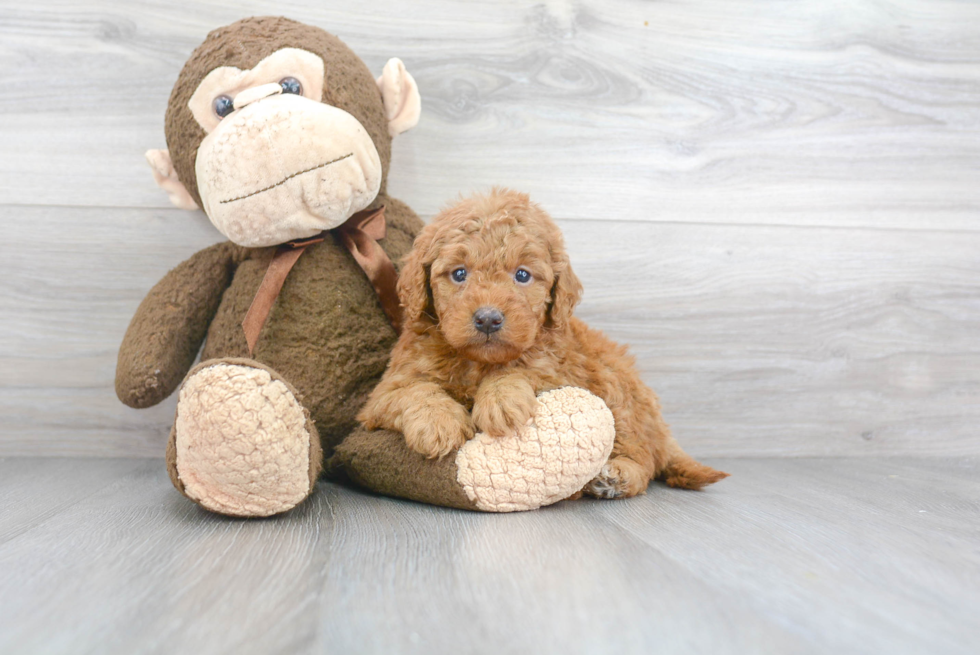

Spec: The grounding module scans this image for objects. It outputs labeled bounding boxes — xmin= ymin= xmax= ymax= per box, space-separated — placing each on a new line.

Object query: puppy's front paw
xmin=403 ymin=401 xmax=474 ymax=459
xmin=472 ymin=385 xmax=537 ymax=437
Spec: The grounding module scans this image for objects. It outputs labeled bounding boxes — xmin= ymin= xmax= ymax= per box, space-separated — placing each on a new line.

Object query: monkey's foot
xmin=455 ymin=387 xmax=615 ymax=511
xmin=167 ymin=359 xmax=321 ymax=517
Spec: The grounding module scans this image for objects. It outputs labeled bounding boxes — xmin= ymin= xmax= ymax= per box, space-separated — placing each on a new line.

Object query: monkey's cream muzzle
xmin=195 ymin=92 xmax=383 ymax=248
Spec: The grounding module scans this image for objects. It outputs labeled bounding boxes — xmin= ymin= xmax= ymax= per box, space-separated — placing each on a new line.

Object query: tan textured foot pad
xmin=174 ymin=363 xmax=313 ymax=517
xmin=455 ymin=387 xmax=615 ymax=512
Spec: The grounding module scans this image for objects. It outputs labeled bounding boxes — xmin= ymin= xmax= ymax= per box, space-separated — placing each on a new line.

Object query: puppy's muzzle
xmin=473 ymin=307 xmax=504 ymax=335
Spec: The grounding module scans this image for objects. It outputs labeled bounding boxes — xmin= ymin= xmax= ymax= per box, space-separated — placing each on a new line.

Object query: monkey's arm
xmin=377 ymin=195 xmax=424 ymax=265
xmin=116 ymin=241 xmax=241 ymax=408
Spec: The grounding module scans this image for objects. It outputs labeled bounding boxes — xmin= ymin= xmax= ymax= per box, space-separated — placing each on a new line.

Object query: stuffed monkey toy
xmin=118 ymin=16 xmax=615 ymax=517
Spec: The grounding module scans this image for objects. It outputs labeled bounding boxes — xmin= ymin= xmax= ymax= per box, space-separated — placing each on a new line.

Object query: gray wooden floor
xmin=1 ymin=456 xmax=977 ymax=654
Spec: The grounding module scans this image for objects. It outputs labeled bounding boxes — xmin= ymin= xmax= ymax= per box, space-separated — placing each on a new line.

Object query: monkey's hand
xmin=116 ymin=241 xmax=240 ymax=408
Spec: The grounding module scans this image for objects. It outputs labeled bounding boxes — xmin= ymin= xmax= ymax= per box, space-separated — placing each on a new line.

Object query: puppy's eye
xmin=451 ymin=267 xmax=467 ymax=283
xmin=212 ymin=95 xmax=234 ymax=118
xmin=514 ymin=268 xmax=532 ymax=284
xmin=279 ymin=77 xmax=303 ymax=95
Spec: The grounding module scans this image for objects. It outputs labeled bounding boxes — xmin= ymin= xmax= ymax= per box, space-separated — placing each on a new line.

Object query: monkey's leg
xmin=332 ymin=387 xmax=615 ymax=512
xmin=166 ymin=358 xmax=322 ymax=517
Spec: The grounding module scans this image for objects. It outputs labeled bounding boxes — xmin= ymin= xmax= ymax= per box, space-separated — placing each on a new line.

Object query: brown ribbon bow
xmin=241 ymin=205 xmax=402 ymax=355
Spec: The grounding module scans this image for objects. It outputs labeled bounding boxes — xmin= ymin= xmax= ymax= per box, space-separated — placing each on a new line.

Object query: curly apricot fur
xmin=359 ymin=189 xmax=729 ymax=494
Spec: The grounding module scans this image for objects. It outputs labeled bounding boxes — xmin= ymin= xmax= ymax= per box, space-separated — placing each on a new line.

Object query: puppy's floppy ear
xmin=546 ymin=236 xmax=583 ymax=330
xmin=397 ymin=223 xmax=439 ymax=330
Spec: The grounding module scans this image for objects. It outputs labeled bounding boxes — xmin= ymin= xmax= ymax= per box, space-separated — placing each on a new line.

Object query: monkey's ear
xmin=376 ymin=58 xmax=421 ymax=138
xmin=145 ymin=149 xmax=199 ymax=211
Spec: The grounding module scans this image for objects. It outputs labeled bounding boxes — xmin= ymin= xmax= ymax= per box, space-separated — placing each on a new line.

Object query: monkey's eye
xmin=514 ymin=268 xmax=532 ymax=284
xmin=451 ymin=267 xmax=467 ymax=284
xmin=279 ymin=77 xmax=303 ymax=95
xmin=212 ymin=95 xmax=234 ymax=118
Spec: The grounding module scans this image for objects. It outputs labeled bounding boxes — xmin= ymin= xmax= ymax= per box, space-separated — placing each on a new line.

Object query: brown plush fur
xmin=359 ymin=189 xmax=728 ymax=497
xmin=332 ymin=429 xmax=479 ymax=510
xmin=117 ymin=17 xmax=423 ymax=459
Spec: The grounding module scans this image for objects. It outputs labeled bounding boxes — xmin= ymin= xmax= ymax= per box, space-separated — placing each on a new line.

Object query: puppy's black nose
xmin=473 ymin=307 xmax=504 ymax=335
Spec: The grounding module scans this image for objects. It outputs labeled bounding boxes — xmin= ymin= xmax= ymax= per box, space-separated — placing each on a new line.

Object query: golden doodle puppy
xmin=358 ymin=189 xmax=728 ymax=498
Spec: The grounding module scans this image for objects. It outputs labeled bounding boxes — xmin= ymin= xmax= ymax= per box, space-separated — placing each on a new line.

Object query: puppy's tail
xmin=657 ymin=443 xmax=729 ymax=490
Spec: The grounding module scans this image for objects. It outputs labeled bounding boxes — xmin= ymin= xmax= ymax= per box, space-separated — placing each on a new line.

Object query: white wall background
xmin=1 ymin=0 xmax=978 ymax=457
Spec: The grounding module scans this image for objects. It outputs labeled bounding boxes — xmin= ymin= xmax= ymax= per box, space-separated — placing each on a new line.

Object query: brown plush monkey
xmin=117 ymin=16 xmax=425 ymax=516
xmin=120 ymin=17 xmax=618 ymax=517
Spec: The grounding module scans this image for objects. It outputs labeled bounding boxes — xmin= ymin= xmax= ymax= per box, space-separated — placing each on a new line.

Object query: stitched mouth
xmin=219 ymin=152 xmax=354 ymax=204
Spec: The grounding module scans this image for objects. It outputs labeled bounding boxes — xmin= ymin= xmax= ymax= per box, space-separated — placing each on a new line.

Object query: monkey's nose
xmin=473 ymin=307 xmax=504 ymax=335
xmin=233 ymin=82 xmax=284 ymax=111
